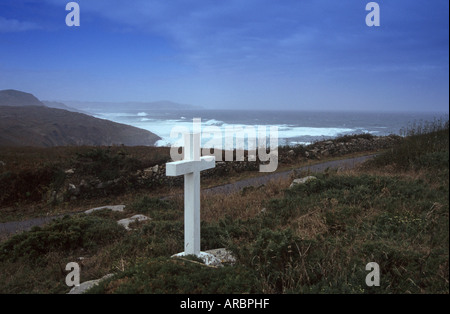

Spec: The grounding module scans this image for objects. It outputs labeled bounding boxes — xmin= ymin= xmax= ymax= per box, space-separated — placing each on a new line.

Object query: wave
xmin=155 ymin=139 xmax=172 ymax=147
xmin=93 ymin=111 xmax=397 ymax=148
xmin=289 ymin=141 xmax=313 ymax=146
xmin=94 ymin=112 xmax=136 ymax=119
xmin=275 ymin=125 xmax=354 ymax=138
xmin=151 ymin=124 xmax=357 ymax=148
xmin=204 ymin=119 xmax=224 ymax=126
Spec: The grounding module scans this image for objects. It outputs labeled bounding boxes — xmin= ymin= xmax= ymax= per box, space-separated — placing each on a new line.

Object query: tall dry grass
xmin=201 ymin=177 xmax=291 ymax=222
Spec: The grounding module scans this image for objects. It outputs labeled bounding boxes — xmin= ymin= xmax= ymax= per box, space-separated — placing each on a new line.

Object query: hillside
xmin=0 ymin=89 xmax=161 ymax=147
xmin=0 ymin=89 xmax=44 ymax=107
xmin=0 ymin=105 xmax=161 ymax=147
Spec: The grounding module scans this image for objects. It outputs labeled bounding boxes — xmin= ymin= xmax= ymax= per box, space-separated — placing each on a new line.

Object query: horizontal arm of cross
xmin=166 ymin=156 xmax=215 ymax=177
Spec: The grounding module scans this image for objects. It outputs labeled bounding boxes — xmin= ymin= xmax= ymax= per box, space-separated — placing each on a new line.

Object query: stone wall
xmin=133 ymin=159 xmax=260 ymax=188
xmin=286 ymin=134 xmax=402 ymax=161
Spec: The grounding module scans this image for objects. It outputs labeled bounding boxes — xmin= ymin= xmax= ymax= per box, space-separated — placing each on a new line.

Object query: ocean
xmin=91 ymin=109 xmax=448 ymax=148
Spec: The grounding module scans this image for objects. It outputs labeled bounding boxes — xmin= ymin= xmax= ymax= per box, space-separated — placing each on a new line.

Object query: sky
xmin=0 ymin=0 xmax=448 ymax=112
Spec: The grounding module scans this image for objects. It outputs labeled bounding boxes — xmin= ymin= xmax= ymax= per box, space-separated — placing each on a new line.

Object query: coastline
xmin=88 ymin=109 xmax=448 ymax=148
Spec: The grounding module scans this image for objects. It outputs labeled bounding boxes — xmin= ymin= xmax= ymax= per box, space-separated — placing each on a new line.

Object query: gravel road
xmin=0 ymin=154 xmax=375 ymax=240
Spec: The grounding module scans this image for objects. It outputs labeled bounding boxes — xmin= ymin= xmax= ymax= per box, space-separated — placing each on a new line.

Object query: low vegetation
xmin=0 ymin=146 xmax=171 ymax=220
xmin=0 ymin=120 xmax=448 ymax=293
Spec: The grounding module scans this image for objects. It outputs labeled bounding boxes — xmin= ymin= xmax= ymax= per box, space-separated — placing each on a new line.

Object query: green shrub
xmin=130 ymin=196 xmax=181 ymax=221
xmin=0 ymin=215 xmax=125 ymax=264
xmin=0 ymin=165 xmax=65 ymax=206
xmin=74 ymin=148 xmax=142 ymax=181
xmin=228 ymin=228 xmax=304 ymax=293
xmin=89 ymin=257 xmax=256 ymax=294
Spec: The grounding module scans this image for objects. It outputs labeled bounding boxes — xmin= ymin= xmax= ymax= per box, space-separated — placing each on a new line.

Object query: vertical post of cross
xmin=166 ymin=132 xmax=215 ymax=257
xmin=183 ymin=132 xmax=201 ymax=255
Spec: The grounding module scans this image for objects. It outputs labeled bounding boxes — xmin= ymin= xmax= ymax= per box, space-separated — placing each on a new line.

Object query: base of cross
xmin=171 ymin=251 xmax=223 ymax=267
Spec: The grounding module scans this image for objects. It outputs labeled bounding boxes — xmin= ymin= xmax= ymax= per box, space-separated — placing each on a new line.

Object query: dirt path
xmin=0 ymin=215 xmax=67 ymax=241
xmin=0 ymin=154 xmax=375 ymax=240
xmin=204 ymin=154 xmax=375 ymax=195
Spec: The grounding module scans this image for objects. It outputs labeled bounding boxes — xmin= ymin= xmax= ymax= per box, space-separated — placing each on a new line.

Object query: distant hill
xmin=0 ymin=89 xmax=45 ymax=107
xmin=62 ymin=100 xmax=202 ymax=112
xmin=42 ymin=101 xmax=91 ymax=115
xmin=0 ymin=90 xmax=161 ymax=147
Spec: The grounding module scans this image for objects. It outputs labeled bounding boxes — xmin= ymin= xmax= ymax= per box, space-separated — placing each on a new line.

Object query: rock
xmin=171 ymin=251 xmax=223 ymax=267
xmin=46 ymin=190 xmax=57 ymax=203
xmin=0 ymin=161 xmax=5 ymax=166
xmin=287 ymin=150 xmax=295 ymax=156
xmin=143 ymin=167 xmax=153 ymax=174
xmin=96 ymin=180 xmax=115 ymax=189
xmin=89 ymin=179 xmax=101 ymax=187
xmin=65 ymin=169 xmax=74 ymax=175
xmin=49 ymin=190 xmax=64 ymax=203
xmin=152 ymin=165 xmax=159 ymax=173
xmin=67 ymin=183 xmax=79 ymax=196
xmin=79 ymin=179 xmax=89 ymax=189
xmin=198 ymin=252 xmax=223 ymax=267
xmin=67 ymin=273 xmax=114 ymax=294
xmin=290 ymin=176 xmax=317 ymax=188
xmin=205 ymin=248 xmax=236 ymax=265
xmin=171 ymin=248 xmax=236 ymax=267
xmin=84 ymin=205 xmax=126 ymax=214
xmin=117 ymin=214 xmax=150 ymax=230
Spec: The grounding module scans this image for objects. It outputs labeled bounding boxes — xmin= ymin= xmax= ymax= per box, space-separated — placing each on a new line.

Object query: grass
xmin=366 ymin=118 xmax=449 ymax=172
xmin=0 ymin=120 xmax=448 ymax=293
xmin=88 ymin=257 xmax=255 ymax=294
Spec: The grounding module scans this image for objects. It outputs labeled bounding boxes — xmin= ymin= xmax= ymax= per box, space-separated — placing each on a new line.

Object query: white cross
xmin=166 ymin=133 xmax=215 ymax=256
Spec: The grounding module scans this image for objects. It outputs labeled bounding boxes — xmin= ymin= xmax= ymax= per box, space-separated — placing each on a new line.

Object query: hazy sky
xmin=0 ymin=0 xmax=448 ymax=112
